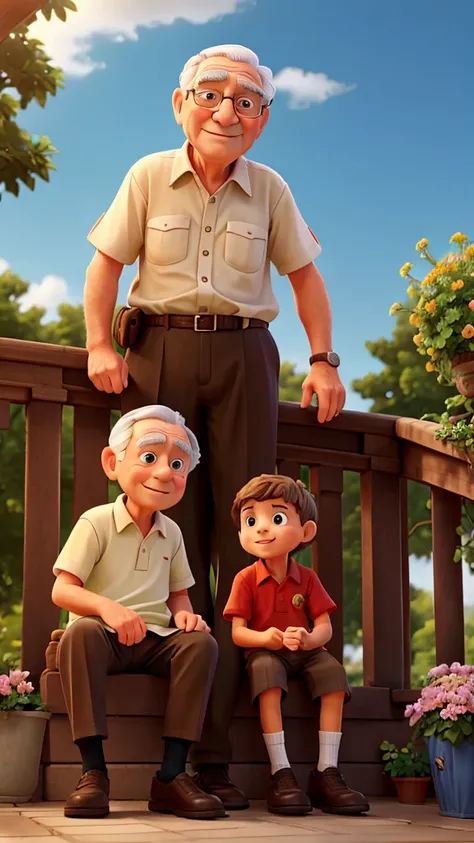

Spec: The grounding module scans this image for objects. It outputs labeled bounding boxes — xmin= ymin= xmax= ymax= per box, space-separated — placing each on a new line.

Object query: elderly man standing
xmin=84 ymin=44 xmax=345 ymax=809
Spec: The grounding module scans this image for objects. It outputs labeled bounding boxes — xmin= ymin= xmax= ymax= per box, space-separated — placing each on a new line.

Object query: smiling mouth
xmin=143 ymin=485 xmax=169 ymax=493
xmin=256 ymin=538 xmax=275 ymax=544
xmin=202 ymin=129 xmax=241 ymax=138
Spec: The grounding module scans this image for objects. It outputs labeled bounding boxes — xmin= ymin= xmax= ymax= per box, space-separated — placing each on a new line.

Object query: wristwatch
xmin=309 ymin=351 xmax=340 ymax=367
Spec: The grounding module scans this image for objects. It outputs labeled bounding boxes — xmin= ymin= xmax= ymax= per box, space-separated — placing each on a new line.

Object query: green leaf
xmin=454 ymin=548 xmax=463 ymax=563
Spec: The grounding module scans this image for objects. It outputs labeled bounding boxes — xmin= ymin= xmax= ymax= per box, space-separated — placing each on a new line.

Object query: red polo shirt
xmin=223 ymin=558 xmax=336 ymax=655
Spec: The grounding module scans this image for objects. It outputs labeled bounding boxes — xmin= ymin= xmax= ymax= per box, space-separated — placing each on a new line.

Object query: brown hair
xmin=231 ymin=474 xmax=318 ymax=555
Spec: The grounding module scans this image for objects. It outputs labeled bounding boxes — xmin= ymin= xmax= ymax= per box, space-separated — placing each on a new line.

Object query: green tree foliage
xmin=0 ymin=0 xmax=76 ymax=199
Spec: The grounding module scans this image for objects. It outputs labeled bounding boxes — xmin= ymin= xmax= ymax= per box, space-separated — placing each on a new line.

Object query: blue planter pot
xmin=427 ymin=735 xmax=474 ymax=819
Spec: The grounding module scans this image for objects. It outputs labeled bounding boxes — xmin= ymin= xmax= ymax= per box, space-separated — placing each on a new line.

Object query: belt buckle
xmin=194 ymin=314 xmax=217 ymax=332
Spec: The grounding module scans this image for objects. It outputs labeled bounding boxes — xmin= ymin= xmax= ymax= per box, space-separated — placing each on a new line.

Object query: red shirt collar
xmin=255 ymin=557 xmax=301 ymax=585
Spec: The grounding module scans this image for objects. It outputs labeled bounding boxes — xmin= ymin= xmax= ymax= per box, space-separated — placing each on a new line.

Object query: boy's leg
xmin=137 ymin=629 xmax=225 ymax=819
xmin=248 ymin=651 xmax=312 ymax=816
xmin=299 ymin=650 xmax=370 ymax=815
xmin=57 ymin=617 xmax=131 ymax=818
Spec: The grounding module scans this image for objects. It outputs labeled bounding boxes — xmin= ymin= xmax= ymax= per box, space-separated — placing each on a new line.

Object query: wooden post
xmin=310 ymin=466 xmax=344 ymax=663
xmin=400 ymin=478 xmax=412 ymax=687
xmin=22 ymin=400 xmax=62 ymax=684
xmin=0 ymin=0 xmax=48 ymax=42
xmin=431 ymin=487 xmax=464 ymax=666
xmin=73 ymin=407 xmax=111 ymax=522
xmin=360 ymin=470 xmax=404 ymax=687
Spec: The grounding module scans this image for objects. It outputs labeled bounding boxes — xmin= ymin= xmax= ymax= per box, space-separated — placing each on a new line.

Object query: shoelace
xmin=276 ymin=769 xmax=298 ymax=790
xmin=323 ymin=768 xmax=347 ymax=791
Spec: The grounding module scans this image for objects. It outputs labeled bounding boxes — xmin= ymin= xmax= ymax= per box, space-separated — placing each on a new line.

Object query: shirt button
xmin=209 ymin=196 xmax=216 ymax=204
xmin=205 ymin=226 xmax=212 ymax=232
xmin=142 ymin=549 xmax=146 ymax=554
xmin=201 ymin=276 xmax=208 ymax=283
xmin=203 ymin=250 xmax=209 ymax=256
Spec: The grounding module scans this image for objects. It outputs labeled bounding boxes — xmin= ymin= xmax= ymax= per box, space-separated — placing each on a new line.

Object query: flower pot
xmin=428 ymin=735 xmax=474 ymax=818
xmin=392 ymin=776 xmax=431 ymax=804
xmin=0 ymin=710 xmax=51 ymax=802
xmin=451 ymin=353 xmax=474 ymax=397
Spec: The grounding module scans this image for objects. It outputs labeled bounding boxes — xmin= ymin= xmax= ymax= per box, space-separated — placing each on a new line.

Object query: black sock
xmin=158 ymin=737 xmax=192 ymax=783
xmin=76 ymin=735 xmax=107 ymax=775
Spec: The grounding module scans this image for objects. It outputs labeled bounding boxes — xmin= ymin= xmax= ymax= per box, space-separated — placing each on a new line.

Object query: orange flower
xmin=461 ymin=324 xmax=474 ymax=339
xmin=426 ymin=362 xmax=435 ymax=372
xmin=413 ymin=333 xmax=423 ymax=346
xmin=425 ymin=300 xmax=436 ymax=313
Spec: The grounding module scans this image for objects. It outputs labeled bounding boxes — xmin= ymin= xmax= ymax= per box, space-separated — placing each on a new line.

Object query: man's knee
xmin=59 ymin=617 xmax=106 ymax=650
xmin=177 ymin=630 xmax=218 ymax=670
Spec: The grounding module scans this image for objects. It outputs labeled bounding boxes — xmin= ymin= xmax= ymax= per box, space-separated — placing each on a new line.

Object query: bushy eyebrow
xmin=174 ymin=439 xmax=191 ymax=456
xmin=136 ymin=433 xmax=166 ymax=448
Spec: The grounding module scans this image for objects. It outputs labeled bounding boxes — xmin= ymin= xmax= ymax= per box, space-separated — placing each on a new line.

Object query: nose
xmin=212 ymin=97 xmax=239 ymax=127
xmin=256 ymin=523 xmax=269 ymax=534
xmin=153 ymin=460 xmax=173 ymax=482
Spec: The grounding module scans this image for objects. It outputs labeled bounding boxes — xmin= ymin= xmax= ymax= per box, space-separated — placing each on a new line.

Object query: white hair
xmin=179 ymin=44 xmax=275 ymax=105
xmin=109 ymin=405 xmax=200 ymax=471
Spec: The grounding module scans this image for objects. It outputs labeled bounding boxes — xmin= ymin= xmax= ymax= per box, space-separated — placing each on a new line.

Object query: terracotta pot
xmin=451 ymin=353 xmax=474 ymax=397
xmin=392 ymin=776 xmax=431 ymax=804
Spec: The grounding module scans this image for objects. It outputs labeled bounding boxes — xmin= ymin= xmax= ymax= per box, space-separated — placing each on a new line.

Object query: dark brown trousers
xmin=57 ymin=617 xmax=218 ymax=742
xmin=123 ymin=326 xmax=280 ymax=763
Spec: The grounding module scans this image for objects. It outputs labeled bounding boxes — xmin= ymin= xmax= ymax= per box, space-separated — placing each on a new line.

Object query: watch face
xmin=328 ymin=352 xmax=340 ymax=367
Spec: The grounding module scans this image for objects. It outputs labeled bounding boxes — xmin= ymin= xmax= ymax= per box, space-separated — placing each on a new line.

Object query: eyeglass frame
xmin=184 ymin=88 xmax=273 ymax=119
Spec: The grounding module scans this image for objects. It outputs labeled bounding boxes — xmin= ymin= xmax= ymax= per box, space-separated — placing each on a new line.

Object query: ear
xmin=302 ymin=520 xmax=317 ymax=543
xmin=172 ymin=88 xmax=185 ymax=126
xmin=101 ymin=446 xmax=118 ymax=481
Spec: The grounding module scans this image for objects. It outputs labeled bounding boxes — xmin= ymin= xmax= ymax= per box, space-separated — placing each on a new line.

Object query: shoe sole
xmin=221 ymin=800 xmax=250 ymax=811
xmin=64 ymin=807 xmax=110 ymax=818
xmin=268 ymin=805 xmax=313 ymax=816
xmin=148 ymin=802 xmax=226 ymax=819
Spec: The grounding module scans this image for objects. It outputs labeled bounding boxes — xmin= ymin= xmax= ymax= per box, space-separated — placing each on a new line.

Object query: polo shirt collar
xmin=255 ymin=557 xmax=301 ymax=585
xmin=113 ymin=494 xmax=167 ymax=537
xmin=169 ymin=141 xmax=252 ymax=197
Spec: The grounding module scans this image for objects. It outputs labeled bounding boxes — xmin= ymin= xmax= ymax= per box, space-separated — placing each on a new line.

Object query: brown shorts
xmin=246 ymin=647 xmax=351 ymax=705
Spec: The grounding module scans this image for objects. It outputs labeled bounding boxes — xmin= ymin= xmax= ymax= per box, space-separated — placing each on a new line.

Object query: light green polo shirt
xmin=53 ymin=494 xmax=195 ymax=636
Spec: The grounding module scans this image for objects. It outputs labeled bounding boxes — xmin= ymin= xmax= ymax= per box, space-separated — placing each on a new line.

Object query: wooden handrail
xmin=0 ymin=0 xmax=48 ymax=42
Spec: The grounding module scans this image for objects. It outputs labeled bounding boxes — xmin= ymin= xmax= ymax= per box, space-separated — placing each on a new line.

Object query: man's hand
xmin=101 ymin=602 xmax=147 ymax=646
xmin=283 ymin=626 xmax=310 ymax=652
xmin=174 ymin=611 xmax=210 ymax=633
xmin=87 ymin=345 xmax=129 ymax=394
xmin=262 ymin=627 xmax=284 ymax=651
xmin=301 ymin=364 xmax=346 ymax=423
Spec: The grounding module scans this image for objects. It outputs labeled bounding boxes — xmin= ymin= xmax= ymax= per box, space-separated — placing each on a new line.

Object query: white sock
xmin=263 ymin=731 xmax=290 ymax=775
xmin=317 ymin=731 xmax=342 ymax=771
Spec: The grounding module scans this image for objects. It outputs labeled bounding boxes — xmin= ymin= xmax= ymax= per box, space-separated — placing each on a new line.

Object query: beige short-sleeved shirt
xmin=87 ymin=141 xmax=321 ymax=322
xmin=53 ymin=494 xmax=195 ymax=636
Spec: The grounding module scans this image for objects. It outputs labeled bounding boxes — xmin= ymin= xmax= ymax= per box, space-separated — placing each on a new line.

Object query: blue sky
xmin=1 ymin=0 xmax=474 ymax=416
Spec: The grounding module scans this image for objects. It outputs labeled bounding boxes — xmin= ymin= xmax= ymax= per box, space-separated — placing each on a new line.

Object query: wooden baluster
xmin=73 ymin=406 xmax=111 ymax=522
xmin=22 ymin=400 xmax=62 ymax=684
xmin=277 ymin=460 xmax=301 ymax=481
xmin=0 ymin=399 xmax=10 ymax=429
xmin=431 ymin=487 xmax=464 ymax=666
xmin=401 ymin=478 xmax=411 ymax=687
xmin=310 ymin=466 xmax=344 ymax=663
xmin=360 ymin=470 xmax=404 ymax=687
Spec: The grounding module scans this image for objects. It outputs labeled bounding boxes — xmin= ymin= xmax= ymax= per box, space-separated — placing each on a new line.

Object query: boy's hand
xmin=283 ymin=626 xmax=310 ymax=651
xmin=101 ymin=602 xmax=147 ymax=646
xmin=262 ymin=627 xmax=284 ymax=651
xmin=174 ymin=610 xmax=210 ymax=633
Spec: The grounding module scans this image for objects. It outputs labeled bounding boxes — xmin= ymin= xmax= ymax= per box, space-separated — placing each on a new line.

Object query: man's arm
xmin=288 ymin=262 xmax=346 ymax=422
xmin=84 ymin=250 xmax=129 ymax=394
xmin=167 ymin=589 xmax=210 ymax=632
xmin=52 ymin=571 xmax=147 ymax=646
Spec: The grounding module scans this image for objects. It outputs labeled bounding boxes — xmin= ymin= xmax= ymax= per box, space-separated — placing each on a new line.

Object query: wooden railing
xmin=0 ymin=336 xmax=471 ymax=689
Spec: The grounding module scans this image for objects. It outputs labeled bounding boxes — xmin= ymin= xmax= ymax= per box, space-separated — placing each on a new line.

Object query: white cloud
xmin=18 ymin=274 xmax=69 ymax=322
xmin=0 ymin=257 xmax=10 ymax=274
xmin=28 ymin=0 xmax=250 ymax=77
xmin=273 ymin=67 xmax=356 ymax=109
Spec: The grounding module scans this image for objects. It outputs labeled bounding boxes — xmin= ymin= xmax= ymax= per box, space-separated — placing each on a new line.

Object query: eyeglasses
xmin=185 ymin=88 xmax=269 ymax=119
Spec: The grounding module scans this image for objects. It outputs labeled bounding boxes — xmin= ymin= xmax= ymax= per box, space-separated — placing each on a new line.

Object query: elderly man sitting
xmin=51 ymin=405 xmax=223 ymax=820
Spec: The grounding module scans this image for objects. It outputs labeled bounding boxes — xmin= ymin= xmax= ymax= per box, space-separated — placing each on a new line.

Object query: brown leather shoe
xmin=148 ymin=772 xmax=226 ymax=819
xmin=64 ymin=770 xmax=110 ymax=818
xmin=194 ymin=764 xmax=249 ymax=810
xmin=307 ymin=767 xmax=370 ymax=815
xmin=267 ymin=767 xmax=312 ymax=815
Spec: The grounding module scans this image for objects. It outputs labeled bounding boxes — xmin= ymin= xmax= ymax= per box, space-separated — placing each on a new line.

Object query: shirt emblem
xmin=292 ymin=593 xmax=305 ymax=608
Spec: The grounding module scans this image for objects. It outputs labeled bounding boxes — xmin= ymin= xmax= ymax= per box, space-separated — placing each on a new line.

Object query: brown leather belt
xmin=143 ymin=314 xmax=268 ymax=332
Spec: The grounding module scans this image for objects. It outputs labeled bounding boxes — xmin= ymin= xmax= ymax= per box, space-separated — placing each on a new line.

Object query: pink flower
xmin=409 ymin=709 xmax=423 ymax=727
xmin=16 ymin=681 xmax=34 ymax=695
xmin=440 ymin=708 xmax=454 ymax=720
xmin=450 ymin=662 xmax=463 ymax=674
xmin=428 ymin=664 xmax=450 ymax=679
xmin=8 ymin=670 xmax=29 ymax=687
xmin=405 ymin=704 xmax=414 ymax=718
xmin=0 ymin=680 xmax=11 ymax=696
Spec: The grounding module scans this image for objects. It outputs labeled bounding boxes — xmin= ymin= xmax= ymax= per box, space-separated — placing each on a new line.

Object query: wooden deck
xmin=0 ymin=335 xmax=472 ymax=801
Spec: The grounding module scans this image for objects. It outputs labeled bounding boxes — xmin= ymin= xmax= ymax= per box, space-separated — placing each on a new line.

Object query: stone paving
xmin=1 ymin=799 xmax=474 ymax=843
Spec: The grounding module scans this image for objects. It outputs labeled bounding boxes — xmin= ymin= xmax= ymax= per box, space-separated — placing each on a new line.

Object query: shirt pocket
xmin=145 ymin=214 xmax=191 ymax=266
xmin=224 ymin=221 xmax=268 ymax=274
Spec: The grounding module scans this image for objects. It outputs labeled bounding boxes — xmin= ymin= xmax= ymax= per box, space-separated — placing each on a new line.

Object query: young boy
xmin=223 ymin=474 xmax=370 ymax=816
xmin=51 ymin=405 xmax=224 ymax=821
